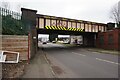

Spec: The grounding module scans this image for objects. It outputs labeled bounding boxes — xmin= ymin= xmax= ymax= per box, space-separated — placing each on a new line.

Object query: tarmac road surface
xmin=41 ymin=43 xmax=119 ymax=78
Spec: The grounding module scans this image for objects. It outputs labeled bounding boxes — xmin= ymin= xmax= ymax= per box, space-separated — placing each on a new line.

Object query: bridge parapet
xmin=36 ymin=14 xmax=107 ymax=33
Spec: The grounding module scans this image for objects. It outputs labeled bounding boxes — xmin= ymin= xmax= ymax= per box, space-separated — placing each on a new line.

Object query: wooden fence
xmin=2 ymin=35 xmax=28 ymax=60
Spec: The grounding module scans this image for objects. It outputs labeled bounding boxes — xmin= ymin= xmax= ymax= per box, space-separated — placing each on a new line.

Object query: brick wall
xmin=2 ymin=35 xmax=28 ymax=60
xmin=96 ymin=28 xmax=120 ymax=50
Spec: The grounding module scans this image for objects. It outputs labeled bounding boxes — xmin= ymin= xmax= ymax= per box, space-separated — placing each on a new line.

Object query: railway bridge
xmin=21 ymin=8 xmax=107 ymax=55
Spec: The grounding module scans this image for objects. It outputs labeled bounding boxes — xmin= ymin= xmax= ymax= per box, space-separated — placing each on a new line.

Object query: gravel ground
xmin=2 ymin=61 xmax=28 ymax=78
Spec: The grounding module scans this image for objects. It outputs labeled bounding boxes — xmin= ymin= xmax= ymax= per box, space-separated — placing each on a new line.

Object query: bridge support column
xmin=82 ymin=34 xmax=96 ymax=47
xmin=49 ymin=34 xmax=58 ymax=42
xmin=21 ymin=8 xmax=38 ymax=59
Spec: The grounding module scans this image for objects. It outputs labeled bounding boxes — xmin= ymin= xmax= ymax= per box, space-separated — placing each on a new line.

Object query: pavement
xmin=21 ymin=48 xmax=55 ymax=78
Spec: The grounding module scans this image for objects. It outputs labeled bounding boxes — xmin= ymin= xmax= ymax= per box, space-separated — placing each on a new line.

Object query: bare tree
xmin=110 ymin=2 xmax=120 ymax=28
xmin=16 ymin=3 xmax=22 ymax=13
xmin=1 ymin=1 xmax=10 ymax=10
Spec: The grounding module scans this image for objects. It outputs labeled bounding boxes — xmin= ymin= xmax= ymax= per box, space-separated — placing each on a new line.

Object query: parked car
xmin=42 ymin=42 xmax=47 ymax=44
xmin=52 ymin=41 xmax=56 ymax=43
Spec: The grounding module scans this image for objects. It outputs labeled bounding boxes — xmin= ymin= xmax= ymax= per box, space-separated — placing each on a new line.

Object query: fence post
xmin=28 ymin=33 xmax=30 ymax=63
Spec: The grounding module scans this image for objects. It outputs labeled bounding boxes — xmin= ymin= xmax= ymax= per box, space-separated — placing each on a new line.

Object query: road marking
xmin=96 ymin=58 xmax=119 ymax=65
xmin=72 ymin=52 xmax=86 ymax=56
xmin=92 ymin=52 xmax=100 ymax=54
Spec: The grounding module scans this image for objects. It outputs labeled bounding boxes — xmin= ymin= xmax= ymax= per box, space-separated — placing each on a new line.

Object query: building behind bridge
xmin=96 ymin=23 xmax=120 ymax=50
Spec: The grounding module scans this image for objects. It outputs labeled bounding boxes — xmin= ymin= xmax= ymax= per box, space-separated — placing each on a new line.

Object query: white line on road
xmin=72 ymin=52 xmax=119 ymax=65
xmin=92 ymin=52 xmax=100 ymax=54
xmin=96 ymin=58 xmax=119 ymax=65
xmin=72 ymin=52 xmax=86 ymax=56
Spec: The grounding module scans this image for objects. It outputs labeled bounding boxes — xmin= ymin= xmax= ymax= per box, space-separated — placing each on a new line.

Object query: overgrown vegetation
xmin=2 ymin=15 xmax=28 ymax=35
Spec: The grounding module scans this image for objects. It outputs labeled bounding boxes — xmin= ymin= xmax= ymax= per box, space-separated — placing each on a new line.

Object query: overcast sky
xmin=0 ymin=0 xmax=120 ymax=24
xmin=0 ymin=0 xmax=119 ymax=37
